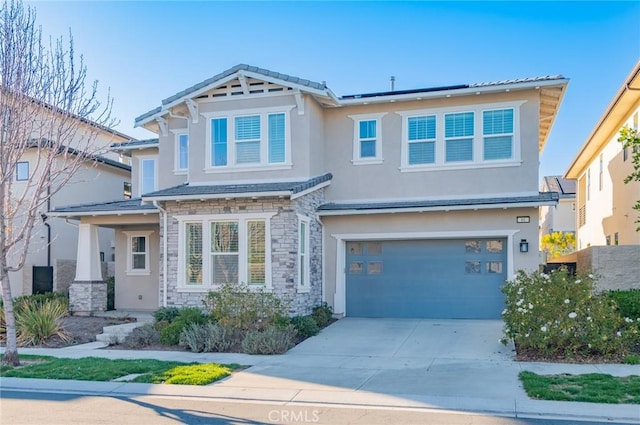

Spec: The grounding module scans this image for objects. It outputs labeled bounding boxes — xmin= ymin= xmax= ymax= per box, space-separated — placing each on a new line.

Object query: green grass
xmin=520 ymin=371 xmax=640 ymax=404
xmin=0 ymin=354 xmax=240 ymax=385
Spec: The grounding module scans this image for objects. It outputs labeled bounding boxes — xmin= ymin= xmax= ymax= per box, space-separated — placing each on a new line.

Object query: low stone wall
xmin=576 ymin=245 xmax=640 ymax=291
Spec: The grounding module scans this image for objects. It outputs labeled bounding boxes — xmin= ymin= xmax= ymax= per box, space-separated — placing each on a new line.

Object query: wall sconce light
xmin=519 ymin=239 xmax=529 ymax=253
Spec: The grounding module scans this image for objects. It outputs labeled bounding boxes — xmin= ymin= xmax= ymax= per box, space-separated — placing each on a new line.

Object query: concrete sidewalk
xmin=1 ymin=318 xmax=639 ymax=424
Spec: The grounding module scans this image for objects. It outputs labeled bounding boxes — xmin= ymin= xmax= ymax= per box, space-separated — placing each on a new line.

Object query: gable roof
xmin=566 ymin=60 xmax=640 ymax=179
xmin=543 ymin=176 xmax=576 ymax=198
xmin=318 ymin=192 xmax=559 ymax=216
xmin=135 ymin=64 xmax=339 ymax=126
xmin=29 ymin=139 xmax=131 ymax=172
xmin=142 ymin=173 xmax=332 ymax=201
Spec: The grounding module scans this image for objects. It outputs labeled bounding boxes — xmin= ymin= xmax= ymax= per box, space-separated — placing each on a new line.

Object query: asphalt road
xmin=0 ymin=390 xmax=635 ymax=425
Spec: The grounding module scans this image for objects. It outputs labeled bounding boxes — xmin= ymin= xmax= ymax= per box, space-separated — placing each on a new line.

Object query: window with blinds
xmin=483 ymin=109 xmax=513 ymax=160
xmin=408 ymin=115 xmax=436 ymax=165
xmin=445 ymin=112 xmax=474 ymax=162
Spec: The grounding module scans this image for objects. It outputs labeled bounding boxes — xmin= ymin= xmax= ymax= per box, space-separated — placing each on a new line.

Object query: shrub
xmin=311 ymin=303 xmax=333 ymax=328
xmin=14 ymin=292 xmax=69 ymax=313
xmin=290 ymin=315 xmax=319 ymax=338
xmin=122 ymin=324 xmax=159 ymax=348
xmin=158 ymin=307 xmax=208 ymax=346
xmin=16 ymin=298 xmax=69 ymax=346
xmin=241 ymin=325 xmax=296 ymax=354
xmin=106 ymin=277 xmax=115 ymax=311
xmin=179 ymin=322 xmax=237 ymax=353
xmin=205 ymin=282 xmax=289 ymax=331
xmin=608 ymin=289 xmax=640 ymax=319
xmin=502 ymin=269 xmax=639 ymax=359
xmin=153 ymin=307 xmax=180 ymax=323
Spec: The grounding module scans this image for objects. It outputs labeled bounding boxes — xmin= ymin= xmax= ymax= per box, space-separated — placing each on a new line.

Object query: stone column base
xmin=69 ymin=280 xmax=107 ymax=316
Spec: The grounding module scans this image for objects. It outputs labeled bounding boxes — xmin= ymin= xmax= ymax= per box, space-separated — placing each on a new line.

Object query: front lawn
xmin=0 ymin=354 xmax=241 ymax=385
xmin=520 ymin=371 xmax=640 ymax=404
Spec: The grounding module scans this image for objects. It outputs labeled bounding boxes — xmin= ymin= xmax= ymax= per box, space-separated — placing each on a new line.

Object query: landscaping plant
xmin=179 ymin=322 xmax=236 ymax=353
xmin=204 ymin=282 xmax=290 ymax=331
xmin=290 ymin=315 xmax=319 ymax=338
xmin=241 ymin=325 xmax=297 ymax=354
xmin=608 ymin=289 xmax=640 ymax=319
xmin=501 ymin=269 xmax=640 ymax=360
xmin=15 ymin=298 xmax=69 ymax=346
xmin=157 ymin=307 xmax=207 ymax=346
xmin=311 ymin=302 xmax=333 ymax=327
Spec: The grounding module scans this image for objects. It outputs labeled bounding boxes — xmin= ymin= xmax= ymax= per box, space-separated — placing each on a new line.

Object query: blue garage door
xmin=345 ymin=239 xmax=507 ymax=319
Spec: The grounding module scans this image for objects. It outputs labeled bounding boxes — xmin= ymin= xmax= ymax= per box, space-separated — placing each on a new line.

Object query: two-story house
xmin=52 ymin=64 xmax=567 ymax=319
xmin=565 ymin=60 xmax=640 ymax=249
xmin=9 ymin=115 xmax=132 ymax=300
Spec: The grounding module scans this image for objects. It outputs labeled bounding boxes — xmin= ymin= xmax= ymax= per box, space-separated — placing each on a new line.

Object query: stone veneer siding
xmin=69 ymin=280 xmax=107 ymax=315
xmin=160 ymin=188 xmax=324 ymax=316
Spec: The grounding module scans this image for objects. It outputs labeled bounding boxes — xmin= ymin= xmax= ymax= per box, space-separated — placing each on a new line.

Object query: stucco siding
xmin=322 ymin=90 xmax=541 ymax=202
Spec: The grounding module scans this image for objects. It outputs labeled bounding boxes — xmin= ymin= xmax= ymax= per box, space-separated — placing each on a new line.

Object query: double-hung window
xmin=400 ymin=102 xmax=522 ymax=171
xmin=407 ymin=115 xmax=436 ymax=165
xmin=206 ymin=107 xmax=291 ymax=171
xmin=483 ymin=108 xmax=514 ymax=160
xmin=174 ymin=132 xmax=189 ymax=173
xmin=124 ymin=231 xmax=152 ymax=275
xmin=178 ymin=214 xmax=273 ymax=289
xmin=349 ymin=113 xmax=386 ymax=164
xmin=140 ymin=157 xmax=157 ymax=195
xmin=297 ymin=216 xmax=310 ymax=292
xmin=16 ymin=161 xmax=29 ymax=181
xmin=445 ymin=112 xmax=474 ymax=162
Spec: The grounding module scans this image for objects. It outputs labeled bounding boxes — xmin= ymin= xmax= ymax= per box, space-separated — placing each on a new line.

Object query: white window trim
xmin=297 ymin=214 xmax=311 ymax=293
xmin=398 ymin=101 xmax=525 ymax=172
xmin=202 ymin=106 xmax=294 ymax=173
xmin=176 ymin=213 xmax=275 ymax=291
xmin=138 ymin=155 xmax=158 ymax=196
xmin=348 ymin=112 xmax=387 ymax=165
xmin=123 ymin=230 xmax=153 ymax=276
xmin=171 ymin=129 xmax=188 ymax=175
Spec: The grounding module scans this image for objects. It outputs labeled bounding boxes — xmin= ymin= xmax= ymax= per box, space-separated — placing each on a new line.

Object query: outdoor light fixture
xmin=519 ymin=239 xmax=529 ymax=253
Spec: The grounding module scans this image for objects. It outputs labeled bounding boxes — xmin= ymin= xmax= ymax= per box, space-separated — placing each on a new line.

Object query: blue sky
xmin=30 ymin=1 xmax=640 ymax=179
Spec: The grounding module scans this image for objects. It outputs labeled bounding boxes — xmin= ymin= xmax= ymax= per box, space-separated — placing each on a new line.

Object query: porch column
xmin=69 ymin=223 xmax=106 ymax=315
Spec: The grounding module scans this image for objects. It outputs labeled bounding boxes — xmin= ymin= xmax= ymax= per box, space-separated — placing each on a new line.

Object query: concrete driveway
xmin=218 ymin=318 xmax=525 ymax=406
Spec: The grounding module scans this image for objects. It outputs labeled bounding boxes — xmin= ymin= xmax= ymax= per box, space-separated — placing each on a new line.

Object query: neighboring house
xmin=8 ymin=118 xmax=133 ymax=299
xmin=539 ymin=176 xmax=576 ymax=238
xmin=565 ymin=60 xmax=640 ymax=249
xmin=52 ymin=64 xmax=567 ymax=319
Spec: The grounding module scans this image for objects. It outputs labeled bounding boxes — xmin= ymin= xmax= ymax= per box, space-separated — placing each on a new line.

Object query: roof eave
xmin=48 ymin=209 xmax=159 ymax=218
xmin=565 ymin=60 xmax=640 ymax=178
xmin=142 ymin=190 xmax=293 ymax=202
xmin=338 ymin=78 xmax=569 ymax=106
xmin=318 ymin=199 xmax=558 ymax=216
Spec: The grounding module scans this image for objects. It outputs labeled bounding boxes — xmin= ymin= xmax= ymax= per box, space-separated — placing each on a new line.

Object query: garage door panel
xmin=346 ymin=238 xmax=507 ymax=319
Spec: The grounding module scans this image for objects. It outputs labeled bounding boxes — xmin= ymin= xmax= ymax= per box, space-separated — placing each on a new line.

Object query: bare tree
xmin=1 ymin=0 xmax=113 ymax=365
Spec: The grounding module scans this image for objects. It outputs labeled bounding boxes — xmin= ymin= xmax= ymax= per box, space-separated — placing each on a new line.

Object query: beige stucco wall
xmin=576 ymin=105 xmax=640 ymax=249
xmin=114 ymin=226 xmax=160 ymax=311
xmin=322 ymin=90 xmax=541 ymax=202
xmin=321 ymin=207 xmax=540 ymax=315
xmin=9 ymin=154 xmax=130 ymax=297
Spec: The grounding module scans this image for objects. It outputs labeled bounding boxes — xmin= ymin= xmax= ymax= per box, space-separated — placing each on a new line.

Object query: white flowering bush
xmin=501 ymin=269 xmax=640 ymax=359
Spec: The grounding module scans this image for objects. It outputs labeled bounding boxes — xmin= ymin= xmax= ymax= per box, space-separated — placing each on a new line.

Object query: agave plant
xmin=16 ymin=299 xmax=70 ymax=346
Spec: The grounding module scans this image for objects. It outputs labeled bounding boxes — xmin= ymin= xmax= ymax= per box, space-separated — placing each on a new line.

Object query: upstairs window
xmin=140 ymin=157 xmax=157 ymax=195
xmin=123 ymin=182 xmax=132 ymax=199
xmin=206 ymin=107 xmax=292 ymax=171
xmin=349 ymin=113 xmax=386 ymax=164
xmin=235 ymin=115 xmax=261 ymax=164
xmin=445 ymin=112 xmax=474 ymax=162
xmin=16 ymin=161 xmax=29 ymax=181
xmin=483 ymin=109 xmax=514 ymax=160
xmin=407 ymin=115 xmax=436 ymax=165
xmin=400 ymin=102 xmax=522 ymax=171
xmin=175 ymin=133 xmax=189 ymax=172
